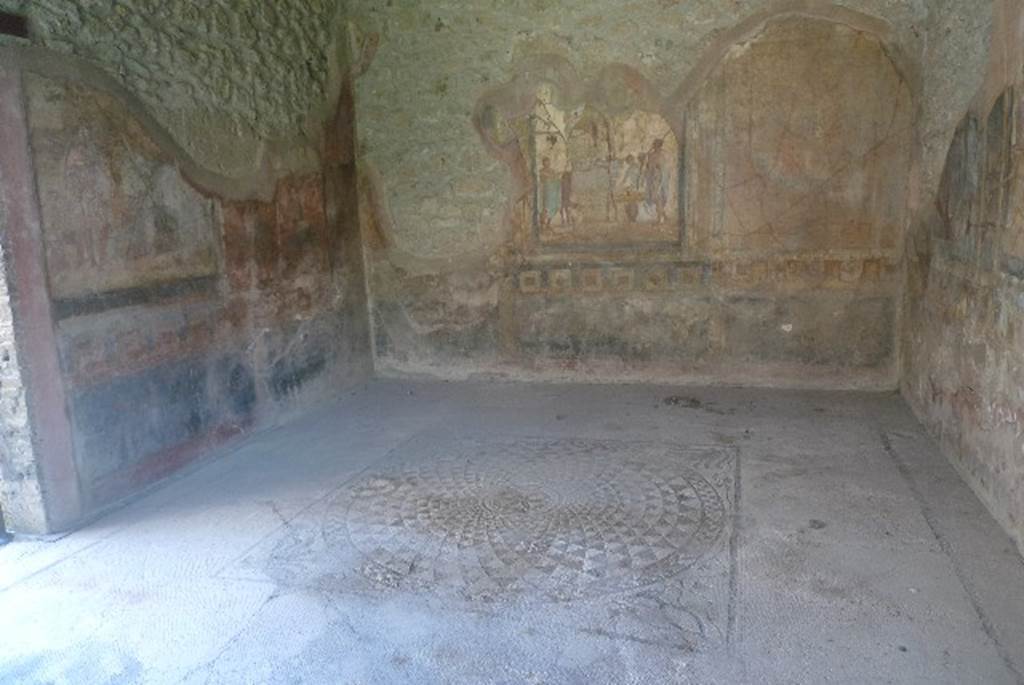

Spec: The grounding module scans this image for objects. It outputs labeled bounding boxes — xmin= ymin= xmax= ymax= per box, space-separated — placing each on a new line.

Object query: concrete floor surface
xmin=1 ymin=380 xmax=1023 ymax=684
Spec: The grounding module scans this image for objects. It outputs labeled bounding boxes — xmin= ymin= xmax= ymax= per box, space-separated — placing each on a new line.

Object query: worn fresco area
xmin=27 ymin=76 xmax=218 ymax=300
xmin=687 ymin=19 xmax=912 ymax=255
xmin=364 ymin=10 xmax=913 ymax=388
xmin=902 ymin=0 xmax=1024 ymax=554
xmin=526 ymin=84 xmax=681 ymax=248
xmin=349 ymin=0 xmax=1000 ymax=257
xmin=0 ymin=1 xmax=996 ymax=212
xmin=11 ymin=68 xmax=371 ymax=521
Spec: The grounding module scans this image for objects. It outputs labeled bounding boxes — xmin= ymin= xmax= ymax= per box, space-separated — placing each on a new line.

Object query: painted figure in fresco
xmin=525 ymin=81 xmax=680 ymax=242
xmin=560 ymin=169 xmax=575 ymax=228
xmin=620 ymin=154 xmax=643 ymax=223
xmin=643 ymin=138 xmax=669 ymax=224
xmin=618 ymin=153 xmax=643 ymax=223
xmin=63 ymin=137 xmax=111 ymax=271
xmin=605 ymin=155 xmax=623 ymax=221
xmin=539 ymin=157 xmax=561 ymax=228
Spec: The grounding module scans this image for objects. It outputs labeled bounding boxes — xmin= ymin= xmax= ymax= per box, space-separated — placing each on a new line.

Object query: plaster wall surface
xmin=902 ymin=0 xmax=1024 ymax=555
xmin=355 ymin=6 xmax=919 ymax=387
xmin=348 ymin=0 xmax=992 ymax=255
xmin=0 ymin=2 xmax=999 ymax=388
xmin=0 ymin=40 xmax=371 ymax=531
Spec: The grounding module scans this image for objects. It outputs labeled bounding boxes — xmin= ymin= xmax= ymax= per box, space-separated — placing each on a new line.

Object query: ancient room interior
xmin=0 ymin=0 xmax=1023 ymax=682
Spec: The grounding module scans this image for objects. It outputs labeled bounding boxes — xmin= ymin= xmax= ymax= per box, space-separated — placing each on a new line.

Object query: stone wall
xmin=0 ymin=45 xmax=370 ymax=531
xmin=355 ymin=5 xmax=917 ymax=388
xmin=0 ymin=239 xmax=45 ymax=533
xmin=902 ymin=0 xmax=1024 ymax=554
xmin=0 ymin=0 xmax=344 ymax=185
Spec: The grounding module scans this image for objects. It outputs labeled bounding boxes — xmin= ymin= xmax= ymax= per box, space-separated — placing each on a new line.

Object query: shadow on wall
xmin=367 ymin=8 xmax=917 ymax=391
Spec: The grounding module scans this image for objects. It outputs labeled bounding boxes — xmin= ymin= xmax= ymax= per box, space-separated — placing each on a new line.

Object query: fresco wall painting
xmin=527 ymin=84 xmax=682 ymax=249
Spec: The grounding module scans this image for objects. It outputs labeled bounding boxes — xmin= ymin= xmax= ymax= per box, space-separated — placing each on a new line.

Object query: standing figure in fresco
xmin=620 ymin=154 xmax=642 ymax=223
xmin=539 ymin=157 xmax=561 ymax=229
xmin=605 ymin=155 xmax=622 ymax=222
xmin=63 ymin=139 xmax=110 ymax=271
xmin=643 ymin=138 xmax=669 ymax=224
xmin=560 ymin=169 xmax=575 ymax=228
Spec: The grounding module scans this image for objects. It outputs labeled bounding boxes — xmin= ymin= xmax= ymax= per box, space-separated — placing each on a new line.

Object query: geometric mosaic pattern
xmin=323 ymin=437 xmax=733 ymax=604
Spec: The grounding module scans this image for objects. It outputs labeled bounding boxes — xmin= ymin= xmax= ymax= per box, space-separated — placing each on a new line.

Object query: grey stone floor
xmin=2 ymin=380 xmax=1023 ymax=684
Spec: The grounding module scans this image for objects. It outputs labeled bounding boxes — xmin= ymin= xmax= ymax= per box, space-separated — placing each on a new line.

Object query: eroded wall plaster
xmin=354 ymin=3 xmax=926 ymax=387
xmin=902 ymin=0 xmax=1024 ymax=555
xmin=0 ymin=10 xmax=371 ymax=532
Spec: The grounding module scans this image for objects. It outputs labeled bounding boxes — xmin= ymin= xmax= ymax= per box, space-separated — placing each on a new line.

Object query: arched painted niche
xmin=685 ymin=16 xmax=914 ymax=255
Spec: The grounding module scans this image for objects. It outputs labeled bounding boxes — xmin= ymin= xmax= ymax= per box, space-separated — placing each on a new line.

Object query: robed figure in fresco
xmin=643 ymin=138 xmax=669 ymax=224
xmin=539 ymin=157 xmax=561 ymax=229
xmin=618 ymin=154 xmax=642 ymax=223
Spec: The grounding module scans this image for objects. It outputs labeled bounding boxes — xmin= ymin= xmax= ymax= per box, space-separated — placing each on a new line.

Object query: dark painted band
xmin=52 ymin=275 xmax=219 ymax=320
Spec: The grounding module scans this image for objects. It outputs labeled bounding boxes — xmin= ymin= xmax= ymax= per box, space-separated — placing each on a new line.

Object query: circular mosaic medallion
xmin=327 ymin=437 xmax=728 ymax=603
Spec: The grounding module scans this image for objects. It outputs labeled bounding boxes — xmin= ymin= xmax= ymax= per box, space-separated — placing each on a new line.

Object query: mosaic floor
xmin=253 ymin=432 xmax=738 ymax=649
xmin=335 ymin=436 xmax=735 ymax=603
xmin=3 ymin=381 xmax=1022 ymax=684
